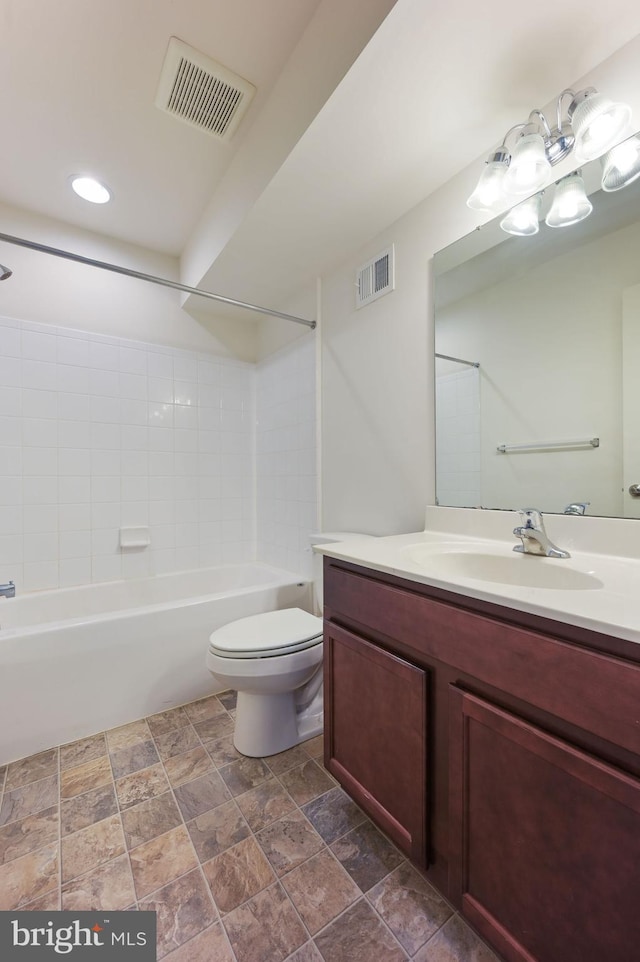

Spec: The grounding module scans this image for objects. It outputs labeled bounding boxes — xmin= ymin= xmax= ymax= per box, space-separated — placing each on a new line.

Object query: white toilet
xmin=206 ymin=532 xmax=369 ymax=757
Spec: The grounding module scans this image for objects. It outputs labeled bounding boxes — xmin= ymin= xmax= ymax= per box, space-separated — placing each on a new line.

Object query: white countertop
xmin=315 ymin=513 xmax=640 ymax=646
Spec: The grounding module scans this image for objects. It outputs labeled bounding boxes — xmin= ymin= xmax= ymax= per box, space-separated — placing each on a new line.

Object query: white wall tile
xmin=22 ymin=331 xmax=57 ymax=362
xmin=57 ymin=336 xmax=89 ymax=367
xmin=0 ymin=317 xmax=325 ymax=591
xmin=57 ymin=504 xmax=91 ymax=532
xmin=23 ymin=360 xmax=58 ymax=391
xmin=22 ymin=390 xmax=58 ymax=420
xmin=23 ymin=561 xmax=58 ymax=592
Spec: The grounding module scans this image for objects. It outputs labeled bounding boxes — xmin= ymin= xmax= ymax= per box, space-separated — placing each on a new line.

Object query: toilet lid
xmin=208 ymin=607 xmax=323 ymax=659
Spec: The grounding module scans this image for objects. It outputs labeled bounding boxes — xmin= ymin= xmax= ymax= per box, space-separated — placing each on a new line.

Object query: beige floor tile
xmin=61 ymin=784 xmax=118 ymax=837
xmin=314 ymin=898 xmax=407 ymax=962
xmin=163 ymin=747 xmax=213 ymax=787
xmin=5 ymin=749 xmax=58 ymax=790
xmin=0 ymin=806 xmax=58 ymax=865
xmin=278 ymin=760 xmax=334 ymax=806
xmin=235 ymin=779 xmax=296 ymax=833
xmin=302 ymin=786 xmax=366 ymax=844
xmin=106 ymin=719 xmax=153 ymax=753
xmin=61 ymin=853 xmax=136 ymax=911
xmin=0 ymin=775 xmax=59 ymax=825
xmin=186 ymin=800 xmax=250 ymax=862
xmin=110 ymin=740 xmax=159 ymax=780
xmin=203 ymin=835 xmax=275 ymax=914
xmin=413 ymin=913 xmax=501 ymax=962
xmin=153 ymin=726 xmax=200 ymax=761
xmin=256 ymin=810 xmax=324 ymax=877
xmin=0 ymin=842 xmax=59 ymax=910
xmin=281 ymin=848 xmax=360 ymax=935
xmin=222 ymin=881 xmax=307 ymax=962
xmin=115 ymin=762 xmax=169 ymax=810
xmin=59 ymin=733 xmax=107 ymax=771
xmin=367 ymin=862 xmax=453 ymax=955
xmin=163 ymin=923 xmax=234 ymax=962
xmin=129 ymin=825 xmax=198 ymax=899
xmin=184 ymin=695 xmax=227 ymax=723
xmin=173 ymin=771 xmax=231 ymax=821
xmin=139 ymin=867 xmax=217 ymax=959
xmin=61 ymin=813 xmax=126 ymax=883
xmin=60 ymin=756 xmax=112 ymax=799
xmin=203 ymin=735 xmax=242 ymax=768
xmin=146 ymin=706 xmax=191 ymax=737
xmin=121 ymin=792 xmax=182 ymax=850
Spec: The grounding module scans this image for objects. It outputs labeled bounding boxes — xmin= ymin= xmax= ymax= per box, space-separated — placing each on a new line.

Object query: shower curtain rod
xmin=0 ymin=231 xmax=316 ymax=329
xmin=435 ymin=352 xmax=480 ymax=368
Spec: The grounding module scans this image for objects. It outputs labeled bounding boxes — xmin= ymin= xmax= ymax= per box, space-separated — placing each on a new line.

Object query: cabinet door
xmin=324 ymin=622 xmax=428 ymax=866
xmin=449 ymin=687 xmax=640 ymax=962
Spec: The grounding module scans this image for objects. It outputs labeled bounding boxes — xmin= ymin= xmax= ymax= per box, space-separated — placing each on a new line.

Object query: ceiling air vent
xmin=356 ymin=246 xmax=395 ymax=309
xmin=156 ymin=37 xmax=256 ymax=142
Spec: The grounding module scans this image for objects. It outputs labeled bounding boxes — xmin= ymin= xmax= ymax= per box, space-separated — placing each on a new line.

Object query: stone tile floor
xmin=0 ymin=691 xmax=499 ymax=961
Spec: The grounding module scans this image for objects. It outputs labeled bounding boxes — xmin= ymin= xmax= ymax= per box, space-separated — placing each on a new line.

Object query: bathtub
xmin=0 ymin=564 xmax=312 ymax=766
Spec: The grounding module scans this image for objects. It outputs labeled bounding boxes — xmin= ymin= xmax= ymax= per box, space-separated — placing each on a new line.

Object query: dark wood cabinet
xmin=324 ymin=622 xmax=429 ymax=866
xmin=323 ymin=556 xmax=640 ymax=962
xmin=448 ymin=687 xmax=640 ymax=962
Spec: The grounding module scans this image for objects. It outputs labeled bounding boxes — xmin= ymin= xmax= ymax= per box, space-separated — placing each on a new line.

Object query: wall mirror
xmin=434 ymin=130 xmax=640 ymax=520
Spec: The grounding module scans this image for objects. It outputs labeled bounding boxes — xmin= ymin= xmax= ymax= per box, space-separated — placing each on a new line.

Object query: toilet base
xmin=233 ymin=688 xmax=323 ymax=757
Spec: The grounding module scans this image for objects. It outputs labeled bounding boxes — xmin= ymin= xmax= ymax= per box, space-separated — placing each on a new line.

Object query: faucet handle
xmin=517 ymin=508 xmax=544 ymax=529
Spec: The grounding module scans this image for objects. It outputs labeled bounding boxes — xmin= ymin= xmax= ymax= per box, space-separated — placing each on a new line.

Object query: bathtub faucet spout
xmin=0 ymin=581 xmax=15 ymax=598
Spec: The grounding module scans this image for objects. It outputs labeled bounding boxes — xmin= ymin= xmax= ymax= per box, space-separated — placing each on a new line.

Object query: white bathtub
xmin=0 ymin=564 xmax=312 ymax=766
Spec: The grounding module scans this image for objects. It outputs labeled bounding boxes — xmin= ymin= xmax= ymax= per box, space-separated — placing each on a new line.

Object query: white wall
xmin=319 ymin=33 xmax=640 ymax=536
xmin=0 ymin=201 xmax=257 ymax=359
xmin=255 ymin=333 xmax=318 ymax=576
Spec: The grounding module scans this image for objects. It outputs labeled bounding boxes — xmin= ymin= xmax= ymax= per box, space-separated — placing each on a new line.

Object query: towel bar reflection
xmin=497 ymin=437 xmax=600 ymax=453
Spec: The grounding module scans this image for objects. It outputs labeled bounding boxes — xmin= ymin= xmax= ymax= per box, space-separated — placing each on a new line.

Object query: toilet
xmin=206 ymin=532 xmax=370 ymax=757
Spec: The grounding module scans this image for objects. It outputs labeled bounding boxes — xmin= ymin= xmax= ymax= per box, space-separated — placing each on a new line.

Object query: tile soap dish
xmin=119 ymin=526 xmax=151 ymax=549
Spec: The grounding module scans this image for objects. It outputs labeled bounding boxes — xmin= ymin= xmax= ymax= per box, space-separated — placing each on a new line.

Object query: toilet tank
xmin=308 ymin=531 xmax=375 ymax=612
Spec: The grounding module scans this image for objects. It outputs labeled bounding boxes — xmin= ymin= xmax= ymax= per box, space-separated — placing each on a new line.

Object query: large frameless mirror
xmin=434 ymin=130 xmax=640 ymax=519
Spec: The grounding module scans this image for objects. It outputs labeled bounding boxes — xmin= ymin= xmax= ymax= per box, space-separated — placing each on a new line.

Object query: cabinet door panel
xmin=325 ymin=623 xmax=428 ymax=866
xmin=449 ymin=687 xmax=640 ymax=962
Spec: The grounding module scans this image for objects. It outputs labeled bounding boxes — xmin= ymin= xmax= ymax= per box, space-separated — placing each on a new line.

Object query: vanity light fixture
xmin=500 ymin=193 xmax=543 ymax=236
xmin=601 ymin=134 xmax=640 ymax=191
xmin=467 ymin=87 xmax=632 ymax=214
xmin=545 ymin=171 xmax=593 ymax=228
xmin=70 ymin=176 xmax=111 ymax=204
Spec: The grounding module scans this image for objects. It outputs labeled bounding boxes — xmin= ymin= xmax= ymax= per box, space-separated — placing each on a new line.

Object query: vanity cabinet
xmin=323 ymin=557 xmax=640 ymax=962
xmin=324 ymin=622 xmax=428 ymax=866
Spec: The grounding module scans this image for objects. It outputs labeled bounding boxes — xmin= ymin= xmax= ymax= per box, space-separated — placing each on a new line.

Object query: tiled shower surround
xmin=0 ymin=692 xmax=499 ymax=962
xmin=0 ymin=315 xmax=317 ymax=591
xmin=256 ymin=335 xmax=317 ymax=579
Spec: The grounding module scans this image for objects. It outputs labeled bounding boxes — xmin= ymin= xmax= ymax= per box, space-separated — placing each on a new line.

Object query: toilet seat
xmin=208 ymin=607 xmax=323 ymax=659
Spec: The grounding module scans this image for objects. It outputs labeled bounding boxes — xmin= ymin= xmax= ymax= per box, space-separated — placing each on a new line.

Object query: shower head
xmin=0 ymin=264 xmax=12 ymax=280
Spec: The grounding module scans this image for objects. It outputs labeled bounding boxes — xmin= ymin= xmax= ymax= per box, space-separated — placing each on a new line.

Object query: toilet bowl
xmin=206 ymin=607 xmax=323 ymax=757
xmin=206 ymin=531 xmax=374 ymax=757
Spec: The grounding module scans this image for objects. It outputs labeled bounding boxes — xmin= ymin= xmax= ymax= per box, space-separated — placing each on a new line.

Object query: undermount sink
xmin=402 ymin=544 xmax=603 ymax=591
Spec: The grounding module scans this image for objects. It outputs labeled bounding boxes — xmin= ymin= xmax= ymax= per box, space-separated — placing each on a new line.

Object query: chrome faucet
xmin=513 ymin=509 xmax=570 ymax=559
xmin=564 ymin=502 xmax=589 ymax=515
xmin=0 ymin=581 xmax=15 ymax=599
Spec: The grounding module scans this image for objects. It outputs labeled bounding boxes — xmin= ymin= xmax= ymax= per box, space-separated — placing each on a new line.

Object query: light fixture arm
xmin=528 ymin=109 xmax=552 ymax=139
xmin=556 ymin=89 xmax=577 ymax=130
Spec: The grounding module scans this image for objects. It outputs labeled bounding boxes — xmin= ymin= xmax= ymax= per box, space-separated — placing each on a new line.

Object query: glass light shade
xmin=70 ymin=176 xmax=111 ymax=204
xmin=466 ymin=157 xmax=509 ymax=212
xmin=545 ymin=173 xmax=592 ymax=228
xmin=601 ymin=136 xmax=640 ymax=191
xmin=572 ymin=92 xmax=632 ymax=161
xmin=504 ymin=132 xmax=551 ymax=196
xmin=500 ymin=193 xmax=542 ymax=236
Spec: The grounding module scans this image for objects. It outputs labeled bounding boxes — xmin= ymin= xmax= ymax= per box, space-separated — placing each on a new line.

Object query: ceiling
xmin=3 ymin=0 xmax=640 ymax=321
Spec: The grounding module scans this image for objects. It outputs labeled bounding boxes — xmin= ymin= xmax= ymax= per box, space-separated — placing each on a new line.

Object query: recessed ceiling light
xmin=70 ymin=176 xmax=111 ymax=204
